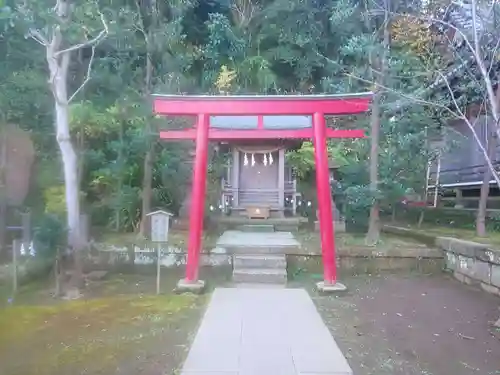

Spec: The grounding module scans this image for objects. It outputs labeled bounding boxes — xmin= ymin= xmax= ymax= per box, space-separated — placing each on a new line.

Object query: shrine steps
xmin=233 ymin=267 xmax=287 ymax=284
xmin=234 ymin=254 xmax=286 ymax=269
xmin=236 ymin=224 xmax=275 ymax=232
xmin=214 ymin=216 xmax=307 ymax=232
xmin=233 ymin=254 xmax=287 ymax=284
xmin=216 ymin=230 xmax=301 ymax=285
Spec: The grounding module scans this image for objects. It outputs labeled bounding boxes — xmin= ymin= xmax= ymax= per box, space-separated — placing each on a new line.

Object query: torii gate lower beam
xmin=152 ymin=93 xmax=373 ymax=292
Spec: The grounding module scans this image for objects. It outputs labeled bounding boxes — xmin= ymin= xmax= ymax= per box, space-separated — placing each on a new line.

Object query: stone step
xmin=233 ymin=254 xmax=286 ymax=269
xmin=274 ymin=224 xmax=299 ymax=232
xmin=233 ymin=268 xmax=287 ymax=284
xmin=229 ymin=245 xmax=289 ymax=255
xmin=232 ymin=283 xmax=286 ymax=289
xmin=236 ymin=224 xmax=275 ymax=232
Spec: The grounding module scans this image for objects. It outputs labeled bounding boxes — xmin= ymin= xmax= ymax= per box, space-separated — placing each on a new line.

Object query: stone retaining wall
xmin=90 ymin=243 xmax=232 ymax=268
xmin=438 ymin=237 xmax=500 ymax=296
xmin=383 ymin=225 xmax=500 ymax=297
xmin=91 ymin=241 xmax=443 ymax=275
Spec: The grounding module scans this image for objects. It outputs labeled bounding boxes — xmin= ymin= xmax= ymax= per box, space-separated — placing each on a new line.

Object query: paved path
xmin=180 ymin=288 xmax=352 ymax=375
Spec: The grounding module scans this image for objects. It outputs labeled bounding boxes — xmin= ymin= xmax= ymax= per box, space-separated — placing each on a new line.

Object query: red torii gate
xmin=153 ymin=93 xmax=372 ymax=290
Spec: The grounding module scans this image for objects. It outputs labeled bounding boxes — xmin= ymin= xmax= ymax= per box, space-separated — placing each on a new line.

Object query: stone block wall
xmin=90 ymin=243 xmax=232 ymax=269
xmin=438 ymin=237 xmax=500 ymax=296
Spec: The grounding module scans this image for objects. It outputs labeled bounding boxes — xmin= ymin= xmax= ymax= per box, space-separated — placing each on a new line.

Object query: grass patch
xmin=395 ymin=223 xmax=500 ymax=247
xmin=0 ymin=293 xmax=202 ymax=375
xmin=295 ymin=231 xmax=422 ymax=254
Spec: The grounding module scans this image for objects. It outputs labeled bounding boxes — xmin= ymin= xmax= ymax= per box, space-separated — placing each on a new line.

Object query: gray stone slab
xmin=237 ymin=224 xmax=275 ymax=232
xmin=233 ymin=283 xmax=286 ymax=289
xmin=180 ymin=288 xmax=352 ymax=375
xmin=217 ymin=230 xmax=301 ymax=248
xmin=472 ymin=260 xmax=491 ymax=284
xmin=491 ymin=264 xmax=500 ymax=288
xmin=284 ymin=290 xmax=352 ymax=374
xmin=233 ymin=254 xmax=286 ymax=269
xmin=181 ymin=290 xmax=242 ymax=373
xmin=233 ymin=268 xmax=287 ymax=284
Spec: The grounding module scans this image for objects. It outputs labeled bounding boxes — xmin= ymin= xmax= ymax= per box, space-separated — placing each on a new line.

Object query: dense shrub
xmin=33 ymin=213 xmax=66 ymax=260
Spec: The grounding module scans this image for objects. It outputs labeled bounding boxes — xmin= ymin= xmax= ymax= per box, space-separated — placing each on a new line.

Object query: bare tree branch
xmin=436 ymin=69 xmax=500 ymax=187
xmin=372 ymin=6 xmax=498 ymax=113
xmin=68 ymin=46 xmax=96 ymax=103
xmin=344 ymin=71 xmax=462 ymax=119
xmin=469 ymin=0 xmax=500 ymax=127
xmin=347 ymin=65 xmax=500 ymax=189
xmin=28 ymin=29 xmax=49 ymax=46
xmin=54 ymin=11 xmax=108 ymax=57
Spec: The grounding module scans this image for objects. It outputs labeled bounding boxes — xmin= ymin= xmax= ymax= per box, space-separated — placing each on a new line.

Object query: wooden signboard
xmin=146 ymin=210 xmax=173 ymax=295
xmin=147 ymin=210 xmax=173 ymax=243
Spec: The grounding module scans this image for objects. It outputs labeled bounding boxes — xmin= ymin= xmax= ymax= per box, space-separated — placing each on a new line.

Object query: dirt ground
xmin=0 ymin=266 xmax=232 ymax=375
xmin=311 ymin=273 xmax=500 ymax=375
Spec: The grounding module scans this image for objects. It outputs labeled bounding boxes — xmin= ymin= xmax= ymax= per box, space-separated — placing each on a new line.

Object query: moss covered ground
xmin=394 ymin=223 xmax=500 ymax=247
xmin=0 ymin=267 xmax=232 ymax=375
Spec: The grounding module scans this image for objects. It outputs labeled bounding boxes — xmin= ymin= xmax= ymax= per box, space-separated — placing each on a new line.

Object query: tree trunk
xmin=116 ymin=120 xmax=124 ymax=231
xmin=56 ymin=103 xmax=81 ymax=250
xmin=417 ymin=209 xmax=425 ymax=228
xmin=0 ymin=127 xmax=7 ymax=256
xmin=366 ymin=89 xmax=381 ymax=244
xmin=476 ymin=133 xmax=496 ymax=237
xmin=477 ymin=84 xmax=500 ymax=236
xmin=365 ymin=0 xmax=390 ymax=246
xmin=140 ymin=149 xmax=153 ymax=236
xmin=55 ymin=99 xmax=84 ymax=287
xmin=48 ymin=32 xmax=84 ymax=288
xmin=139 ymin=4 xmax=156 ymax=237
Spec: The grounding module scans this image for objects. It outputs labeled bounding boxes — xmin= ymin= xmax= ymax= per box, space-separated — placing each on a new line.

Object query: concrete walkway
xmin=180 ymin=288 xmax=352 ymax=375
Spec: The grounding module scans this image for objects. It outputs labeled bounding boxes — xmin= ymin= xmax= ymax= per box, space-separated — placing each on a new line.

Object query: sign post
xmin=12 ymin=239 xmax=20 ymax=296
xmin=146 ymin=210 xmax=173 ymax=295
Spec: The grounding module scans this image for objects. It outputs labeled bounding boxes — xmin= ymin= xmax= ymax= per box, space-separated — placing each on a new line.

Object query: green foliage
xmin=33 ymin=213 xmax=66 ymax=260
xmin=286 ymin=142 xmax=348 ymax=179
xmin=43 ymin=186 xmax=67 ymax=216
xmin=0 ymin=0 xmax=470 ymax=236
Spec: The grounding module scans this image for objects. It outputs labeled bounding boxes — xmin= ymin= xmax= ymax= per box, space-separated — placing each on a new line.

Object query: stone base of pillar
xmin=316 ymin=281 xmax=347 ymax=293
xmin=175 ymin=279 xmax=206 ymax=294
xmin=314 ymin=220 xmax=346 ymax=233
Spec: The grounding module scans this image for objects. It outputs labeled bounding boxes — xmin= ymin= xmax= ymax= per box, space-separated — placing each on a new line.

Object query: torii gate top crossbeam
xmin=153 ymin=93 xmax=373 ymax=140
xmin=153 ymin=92 xmax=373 ymax=116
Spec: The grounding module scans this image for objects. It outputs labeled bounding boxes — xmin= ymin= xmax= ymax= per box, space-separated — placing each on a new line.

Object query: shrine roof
xmin=154 ymin=93 xmax=372 ymax=140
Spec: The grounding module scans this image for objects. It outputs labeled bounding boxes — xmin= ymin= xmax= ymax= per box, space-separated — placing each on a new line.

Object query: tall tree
xmin=365 ymin=0 xmax=391 ymax=245
xmin=15 ymin=0 xmax=108 ymax=289
xmin=133 ymin=0 xmax=194 ymax=236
